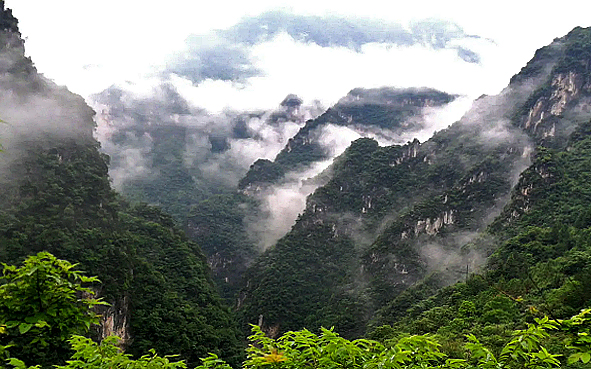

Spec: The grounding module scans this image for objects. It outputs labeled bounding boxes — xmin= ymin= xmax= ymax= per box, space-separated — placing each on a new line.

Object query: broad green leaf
xmin=19 ymin=322 xmax=33 ymax=334
xmin=8 ymin=357 xmax=26 ymax=368
xmin=568 ymin=353 xmax=581 ymax=364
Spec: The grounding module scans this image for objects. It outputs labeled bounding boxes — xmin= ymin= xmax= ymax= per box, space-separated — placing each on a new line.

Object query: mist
xmin=166 ymin=31 xmax=497 ymax=113
xmin=32 ymin=8 xmax=546 ymax=255
xmin=0 ymin=35 xmax=95 ymax=177
xmin=246 ymin=160 xmax=332 ymax=249
xmin=420 ymin=231 xmax=480 ymax=271
xmin=244 ymin=93 xmax=474 ymax=249
xmin=80 ymin=11 xmax=529 ymax=238
xmin=92 ymin=84 xmax=324 ymax=195
xmin=169 ymin=11 xmax=483 ymax=87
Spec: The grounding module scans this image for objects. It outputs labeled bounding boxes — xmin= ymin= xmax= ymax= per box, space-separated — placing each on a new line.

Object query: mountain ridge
xmin=236 ymin=25 xmax=591 ymax=340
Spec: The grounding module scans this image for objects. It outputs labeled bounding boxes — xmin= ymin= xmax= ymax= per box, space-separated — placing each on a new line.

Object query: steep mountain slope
xmin=239 ymin=88 xmax=456 ymax=192
xmin=0 ymin=3 xmax=242 ymax=367
xmin=186 ymin=192 xmax=260 ymax=300
xmin=93 ymin=87 xmax=321 ymax=301
xmin=192 ymin=87 xmax=458 ymax=301
xmin=95 ymin=80 xmax=459 ymax=303
xmin=238 ymin=26 xmax=591 ymax=338
xmin=367 ymin=121 xmax=591 ymax=360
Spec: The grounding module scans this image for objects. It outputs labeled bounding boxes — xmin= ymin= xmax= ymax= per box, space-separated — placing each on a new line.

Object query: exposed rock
xmin=96 ymin=296 xmax=131 ymax=346
xmin=414 ymin=210 xmax=455 ymax=236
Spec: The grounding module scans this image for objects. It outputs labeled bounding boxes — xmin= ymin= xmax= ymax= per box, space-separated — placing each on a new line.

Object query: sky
xmin=7 ymin=0 xmax=591 ymax=113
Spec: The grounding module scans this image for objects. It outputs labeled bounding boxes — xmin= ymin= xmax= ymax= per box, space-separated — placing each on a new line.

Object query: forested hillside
xmin=369 ymin=29 xmax=591 ymax=340
xmin=0 ymin=3 xmax=242 ymax=367
xmin=238 ymin=26 xmax=591 ymax=342
xmin=94 ymin=69 xmax=459 ymax=301
xmin=366 ymin=121 xmax=591 ymax=365
xmin=201 ymin=87 xmax=458 ymax=300
xmin=239 ymin=88 xmax=456 ymax=191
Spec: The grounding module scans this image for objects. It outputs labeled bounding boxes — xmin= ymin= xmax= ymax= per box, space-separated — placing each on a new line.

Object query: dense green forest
xmin=237 ymin=25 xmax=591 ymax=343
xmin=0 ymin=3 xmax=242 ymax=367
xmin=365 ymin=120 xmax=591 ymax=355
xmin=3 ymin=252 xmax=590 ymax=369
xmin=239 ymin=88 xmax=456 ymax=191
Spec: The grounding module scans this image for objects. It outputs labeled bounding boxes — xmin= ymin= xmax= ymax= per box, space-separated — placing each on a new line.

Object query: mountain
xmin=92 ymin=86 xmax=322 ymax=301
xmin=93 ymin=72 xmax=460 ymax=302
xmin=194 ymin=87 xmax=459 ymax=301
xmin=92 ymin=85 xmax=321 ymax=225
xmin=239 ymin=87 xmax=456 ymax=192
xmin=366 ymin=124 xmax=591 ymax=361
xmin=7 ymin=1 xmax=591 ymax=365
xmin=0 ymin=3 xmax=242 ymax=367
xmin=237 ymin=26 xmax=591 ymax=339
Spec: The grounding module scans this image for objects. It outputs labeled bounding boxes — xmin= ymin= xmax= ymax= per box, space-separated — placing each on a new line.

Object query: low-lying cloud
xmin=246 ymin=160 xmax=332 ymax=249
xmin=0 ymin=43 xmax=96 ymax=204
xmin=82 ymin=11 xmax=514 ymax=250
xmin=0 ymin=43 xmax=94 ymax=152
xmin=164 ymin=19 xmax=496 ymax=113
xmin=92 ymin=84 xmax=324 ymax=193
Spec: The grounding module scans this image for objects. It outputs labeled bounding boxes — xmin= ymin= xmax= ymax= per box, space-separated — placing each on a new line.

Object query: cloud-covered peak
xmin=222 ymin=12 xmax=478 ymax=52
xmin=338 ymin=87 xmax=457 ymax=107
xmin=168 ymin=11 xmax=483 ymax=85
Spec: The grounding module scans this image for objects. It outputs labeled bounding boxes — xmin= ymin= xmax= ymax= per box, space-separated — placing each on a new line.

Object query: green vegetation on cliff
xmin=0 ymin=141 xmax=243 ymax=367
xmin=238 ymin=25 xmax=591 ymax=344
xmin=368 ymin=119 xmax=591 ymax=363
xmin=0 ymin=3 xmax=243 ymax=366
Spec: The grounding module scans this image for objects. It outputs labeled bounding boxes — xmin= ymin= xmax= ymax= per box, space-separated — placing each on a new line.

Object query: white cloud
xmin=165 ymin=32 xmax=500 ymax=113
xmin=247 ymin=160 xmax=332 ymax=249
xmin=7 ymin=0 xmax=591 ymax=108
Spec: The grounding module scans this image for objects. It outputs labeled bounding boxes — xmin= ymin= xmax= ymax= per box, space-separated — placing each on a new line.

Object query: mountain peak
xmin=0 ymin=1 xmax=19 ymax=34
xmin=508 ymin=26 xmax=591 ymax=143
xmin=280 ymin=94 xmax=303 ymax=108
xmin=0 ymin=1 xmax=36 ymax=77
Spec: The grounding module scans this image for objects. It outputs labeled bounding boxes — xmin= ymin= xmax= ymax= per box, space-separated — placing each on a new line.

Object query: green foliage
xmin=561 ymin=308 xmax=591 ymax=365
xmin=238 ymin=159 xmax=286 ymax=190
xmin=368 ymin=110 xmax=591 ymax=353
xmin=0 ymin=252 xmax=105 ymax=367
xmin=498 ymin=316 xmax=561 ymax=368
xmin=54 ymin=335 xmax=186 ymax=369
xmin=241 ymin=112 xmax=527 ymax=337
xmin=5 ymin=336 xmax=187 ymax=369
xmin=187 ymin=193 xmax=259 ymax=300
xmin=0 ymin=142 xmax=243 ymax=367
xmin=509 ymin=38 xmax=564 ymax=85
xmin=492 ymin=133 xmax=591 ymax=232
xmin=198 ymin=313 xmax=591 ymax=369
xmin=119 ymin=126 xmax=206 ymax=226
xmin=239 ymin=222 xmax=366 ymax=338
xmin=240 ymin=88 xmax=455 ymax=190
xmin=370 ymin=223 xmax=591 ymax=358
xmin=0 ymin=252 xmax=189 ymax=369
xmin=238 ymin=325 xmax=449 ymax=369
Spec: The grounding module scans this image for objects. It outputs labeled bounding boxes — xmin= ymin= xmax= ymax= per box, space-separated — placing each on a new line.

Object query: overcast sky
xmin=6 ymin=0 xmax=591 ymax=112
